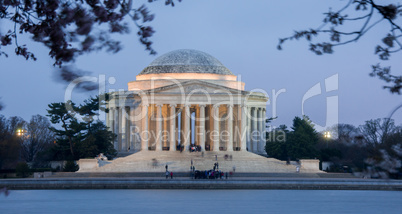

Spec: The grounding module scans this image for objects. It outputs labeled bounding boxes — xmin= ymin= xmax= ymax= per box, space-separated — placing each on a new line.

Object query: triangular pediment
xmin=146 ymin=80 xmax=244 ymax=95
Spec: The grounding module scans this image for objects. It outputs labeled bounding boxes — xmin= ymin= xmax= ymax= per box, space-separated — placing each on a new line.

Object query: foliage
xmin=318 ymin=147 xmax=342 ymax=162
xmin=279 ymin=0 xmax=402 ymax=94
xmin=75 ymin=121 xmax=116 ymax=159
xmin=0 ymin=0 xmax=181 ymax=62
xmin=0 ymin=0 xmax=182 ymax=87
xmin=265 ymin=116 xmax=319 ymax=160
xmin=363 ymin=126 xmax=402 ymax=177
xmin=316 ymin=133 xmax=368 ymax=171
xmin=47 ymin=95 xmax=116 ymax=160
xmin=265 ymin=125 xmax=289 ymax=160
xmin=0 ymin=114 xmax=56 ymax=169
xmin=287 ymin=116 xmax=319 ymax=159
xmin=370 ymin=64 xmax=402 ymax=94
xmin=359 ymin=118 xmax=398 ymax=145
xmin=15 ymin=162 xmax=31 ymax=178
xmin=266 ymin=117 xmax=398 ymax=176
xmin=315 ymin=120 xmax=402 ymax=177
xmin=21 ymin=115 xmax=55 ymax=166
xmin=0 ymin=115 xmax=22 ymax=169
xmin=330 ymin=123 xmax=361 ymax=145
xmin=47 ymin=101 xmax=86 ymax=158
xmin=63 ymin=160 xmax=79 ymax=172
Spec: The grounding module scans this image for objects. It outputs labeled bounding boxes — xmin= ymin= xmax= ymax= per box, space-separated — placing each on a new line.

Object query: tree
xmin=316 ymin=120 xmax=402 ymax=176
xmin=279 ymin=0 xmax=402 ymax=94
xmin=316 ymin=124 xmax=368 ymax=171
xmin=0 ymin=0 xmax=182 ymax=85
xmin=0 ymin=115 xmax=23 ymax=169
xmin=77 ymin=94 xmax=109 ymax=129
xmin=75 ymin=95 xmax=116 ymax=158
xmin=331 ymin=124 xmax=360 ymax=144
xmin=21 ymin=115 xmax=55 ymax=165
xmin=359 ymin=118 xmax=398 ymax=145
xmin=265 ymin=116 xmax=319 ymax=160
xmin=63 ymin=160 xmax=79 ymax=172
xmin=7 ymin=116 xmax=26 ymax=135
xmin=47 ymin=101 xmax=85 ymax=158
xmin=265 ymin=125 xmax=289 ymax=160
xmin=47 ymin=96 xmax=116 ymax=160
xmin=361 ymin=120 xmax=402 ymax=177
xmin=75 ymin=121 xmax=116 ymax=159
xmin=287 ymin=116 xmax=319 ymax=160
xmin=15 ymin=162 xmax=31 ymax=178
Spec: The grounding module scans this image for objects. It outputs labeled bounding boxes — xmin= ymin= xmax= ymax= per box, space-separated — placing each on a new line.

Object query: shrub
xmin=15 ymin=162 xmax=31 ymax=178
xmin=63 ymin=160 xmax=79 ymax=172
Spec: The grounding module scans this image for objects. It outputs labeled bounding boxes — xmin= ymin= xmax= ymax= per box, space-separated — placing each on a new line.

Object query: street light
xmin=16 ymin=129 xmax=26 ymax=136
xmin=324 ymin=131 xmax=331 ymax=148
xmin=16 ymin=129 xmax=27 ymax=162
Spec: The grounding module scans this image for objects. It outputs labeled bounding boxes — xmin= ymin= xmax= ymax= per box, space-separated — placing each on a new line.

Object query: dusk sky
xmin=1 ymin=0 xmax=401 ymax=131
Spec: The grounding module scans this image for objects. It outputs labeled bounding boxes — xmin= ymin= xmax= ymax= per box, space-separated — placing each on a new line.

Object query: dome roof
xmin=139 ymin=49 xmax=233 ymax=75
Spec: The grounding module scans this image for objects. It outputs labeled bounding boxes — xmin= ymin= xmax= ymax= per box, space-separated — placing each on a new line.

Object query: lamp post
xmin=16 ymin=129 xmax=26 ymax=136
xmin=324 ymin=131 xmax=331 ymax=148
xmin=16 ymin=129 xmax=27 ymax=161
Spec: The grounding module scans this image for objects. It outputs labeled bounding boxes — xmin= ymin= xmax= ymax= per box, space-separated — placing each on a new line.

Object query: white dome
xmin=139 ymin=49 xmax=233 ymax=75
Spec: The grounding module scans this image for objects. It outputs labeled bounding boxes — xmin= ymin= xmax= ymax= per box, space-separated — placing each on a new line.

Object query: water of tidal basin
xmin=1 ymin=190 xmax=401 ymax=214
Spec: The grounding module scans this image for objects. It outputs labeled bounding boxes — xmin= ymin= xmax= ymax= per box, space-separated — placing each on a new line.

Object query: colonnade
xmin=107 ymin=104 xmax=267 ymax=154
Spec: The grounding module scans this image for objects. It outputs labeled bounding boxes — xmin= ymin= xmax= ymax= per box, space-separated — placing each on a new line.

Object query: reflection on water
xmin=1 ymin=190 xmax=401 ymax=214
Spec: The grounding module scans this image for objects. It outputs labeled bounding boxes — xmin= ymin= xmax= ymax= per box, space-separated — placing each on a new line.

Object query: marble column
xmin=141 ymin=104 xmax=149 ymax=151
xmin=227 ymin=104 xmax=234 ymax=151
xmin=241 ymin=105 xmax=248 ymax=151
xmin=195 ymin=106 xmax=199 ymax=146
xmin=257 ymin=107 xmax=262 ymax=153
xmin=163 ymin=105 xmax=169 ymax=149
xmin=129 ymin=106 xmax=135 ymax=151
xmin=183 ymin=105 xmax=190 ymax=151
xmin=180 ymin=107 xmax=184 ymax=148
xmin=213 ymin=104 xmax=220 ymax=151
xmin=199 ymin=104 xmax=206 ymax=152
xmin=259 ymin=108 xmax=266 ymax=153
xmin=252 ymin=107 xmax=258 ymax=152
xmin=155 ymin=104 xmax=163 ymax=151
xmin=246 ymin=107 xmax=251 ymax=151
xmin=207 ymin=105 xmax=214 ymax=151
xmin=109 ymin=107 xmax=114 ymax=133
xmin=169 ymin=104 xmax=176 ymax=151
xmin=235 ymin=105 xmax=240 ymax=150
xmin=120 ymin=106 xmax=127 ymax=151
xmin=114 ymin=107 xmax=119 ymax=151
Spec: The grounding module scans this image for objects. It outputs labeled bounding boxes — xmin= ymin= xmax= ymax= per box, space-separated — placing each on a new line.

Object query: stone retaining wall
xmin=1 ymin=179 xmax=401 ymax=191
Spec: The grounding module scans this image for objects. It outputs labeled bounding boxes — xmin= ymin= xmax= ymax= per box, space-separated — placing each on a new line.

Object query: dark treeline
xmin=266 ymin=117 xmax=402 ymax=178
xmin=0 ymin=96 xmax=116 ymax=172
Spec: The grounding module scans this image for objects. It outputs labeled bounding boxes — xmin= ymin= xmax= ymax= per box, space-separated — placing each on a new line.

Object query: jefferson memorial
xmin=79 ymin=49 xmax=320 ymax=173
xmin=107 ymin=49 xmax=268 ymax=154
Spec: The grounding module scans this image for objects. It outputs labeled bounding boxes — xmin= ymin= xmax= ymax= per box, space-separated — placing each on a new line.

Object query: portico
xmin=106 ymin=49 xmax=268 ymax=155
xmin=108 ymin=97 xmax=267 ymax=154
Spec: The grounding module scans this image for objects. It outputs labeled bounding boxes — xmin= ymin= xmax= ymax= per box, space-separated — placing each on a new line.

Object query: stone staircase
xmin=78 ymin=151 xmax=320 ymax=173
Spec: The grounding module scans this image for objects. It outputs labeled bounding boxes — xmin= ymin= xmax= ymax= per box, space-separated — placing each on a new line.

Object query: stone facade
xmin=107 ymin=49 xmax=268 ymax=155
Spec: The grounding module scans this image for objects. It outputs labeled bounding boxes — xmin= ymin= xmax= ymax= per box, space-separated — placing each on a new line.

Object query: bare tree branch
xmin=279 ymin=0 xmax=402 ymax=93
xmin=0 ymin=0 xmax=182 ymax=90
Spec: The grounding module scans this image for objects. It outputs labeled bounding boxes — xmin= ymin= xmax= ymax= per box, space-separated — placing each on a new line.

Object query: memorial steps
xmin=79 ymin=151 xmax=319 ymax=173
